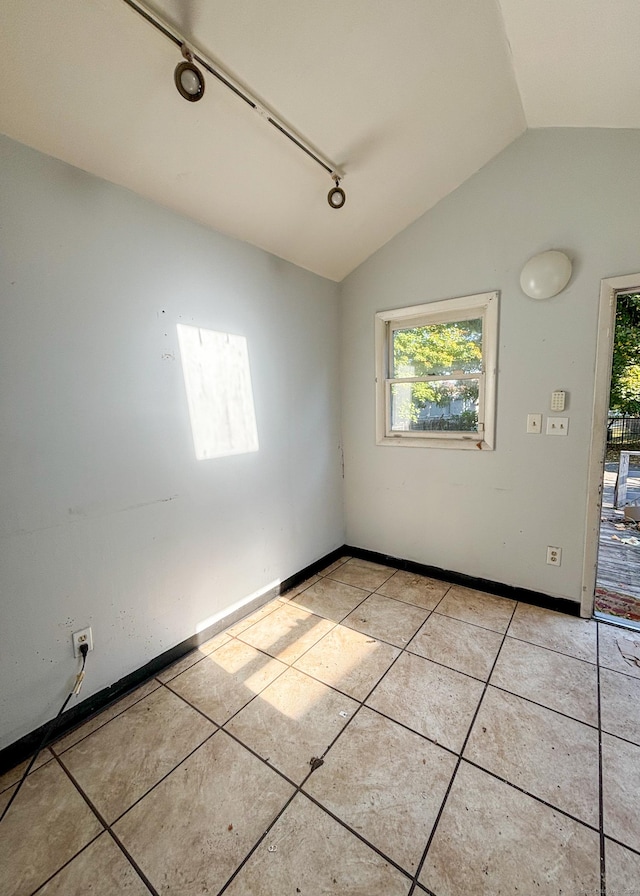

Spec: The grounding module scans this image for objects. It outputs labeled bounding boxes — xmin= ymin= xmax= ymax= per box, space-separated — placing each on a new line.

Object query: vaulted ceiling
xmin=1 ymin=1 xmax=639 ymax=281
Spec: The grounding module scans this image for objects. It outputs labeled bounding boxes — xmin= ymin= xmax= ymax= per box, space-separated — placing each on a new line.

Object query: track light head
xmin=175 ymin=45 xmax=205 ymax=102
xmin=328 ymin=177 xmax=346 ymax=210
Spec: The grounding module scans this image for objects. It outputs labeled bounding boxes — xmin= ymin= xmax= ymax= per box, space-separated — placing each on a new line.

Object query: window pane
xmin=390 ymin=380 xmax=480 ymax=432
xmin=392 ymin=318 xmax=483 ymax=377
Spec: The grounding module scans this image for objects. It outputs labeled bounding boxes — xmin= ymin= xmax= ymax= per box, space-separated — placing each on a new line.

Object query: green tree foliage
xmin=611 ymin=293 xmax=640 ymax=415
xmin=392 ymin=319 xmax=482 ymax=423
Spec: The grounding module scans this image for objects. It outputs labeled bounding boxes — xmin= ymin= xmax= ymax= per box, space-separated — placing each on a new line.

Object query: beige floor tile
xmin=52 ymin=679 xmax=161 ymax=753
xmin=289 ymin=576 xmax=369 ymax=622
xmin=436 ymin=585 xmax=515 ymax=633
xmin=376 ymin=569 xmax=450 ymax=610
xmin=167 ymin=638 xmax=287 ymax=724
xmin=226 ymin=601 xmax=282 ymax=636
xmin=599 ymin=624 xmax=640 ymax=680
xmin=0 ymin=783 xmax=16 ymax=813
xmin=113 ymin=731 xmax=294 ymax=896
xmin=278 ymin=574 xmax=321 ymax=601
xmin=223 ymin=793 xmax=411 ymax=896
xmin=409 ymin=613 xmax=503 ymax=680
xmin=294 ymin=624 xmax=400 ymax=701
xmin=420 ymin=761 xmax=601 ymax=896
xmin=59 ymin=686 xmax=214 ymax=822
xmin=491 ymin=638 xmax=599 ymax=726
xmin=366 ymin=652 xmax=484 ymax=752
xmin=602 ymin=733 xmax=640 ymax=852
xmin=38 ymin=833 xmax=148 ymax=895
xmin=156 ymin=631 xmax=231 ymax=682
xmin=0 ymin=759 xmax=103 ymax=896
xmin=327 ymin=557 xmax=395 ymax=590
xmin=508 ymin=602 xmax=597 ymax=663
xmin=237 ymin=602 xmax=335 ymax=664
xmin=600 ymin=668 xmax=640 ymax=745
xmin=304 ymin=706 xmax=456 ymax=873
xmin=348 ymin=557 xmax=396 ymax=573
xmin=343 ymin=593 xmax=429 ymax=647
xmin=464 ymin=687 xmax=599 ymax=826
xmin=226 ymin=667 xmax=358 ymax=782
xmin=605 ymin=838 xmax=640 ymax=896
xmin=0 ymin=747 xmax=53 ymax=794
xmin=317 ymin=557 xmax=351 ymax=576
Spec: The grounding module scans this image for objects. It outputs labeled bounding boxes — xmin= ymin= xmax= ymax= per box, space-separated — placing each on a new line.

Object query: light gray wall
xmin=0 ymin=136 xmax=344 ymax=750
xmin=341 ymin=129 xmax=640 ymax=603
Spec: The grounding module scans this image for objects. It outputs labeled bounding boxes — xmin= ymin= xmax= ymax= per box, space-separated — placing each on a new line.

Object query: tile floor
xmin=2 ymin=556 xmax=640 ymax=895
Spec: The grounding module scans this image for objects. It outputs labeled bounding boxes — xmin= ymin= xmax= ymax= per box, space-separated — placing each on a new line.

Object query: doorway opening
xmin=584 ymin=277 xmax=640 ymax=629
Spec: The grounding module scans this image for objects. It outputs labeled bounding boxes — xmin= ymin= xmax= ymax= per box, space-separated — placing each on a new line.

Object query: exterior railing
xmin=607 ymin=416 xmax=640 ymax=451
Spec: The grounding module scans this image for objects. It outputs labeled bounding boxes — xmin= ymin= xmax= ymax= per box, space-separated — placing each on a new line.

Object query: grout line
xmin=103 ymin=828 xmax=160 ymax=896
xmin=60 ymin=728 xmax=217 ymax=830
xmin=29 ymin=829 xmax=104 ymax=894
xmin=359 ymin=703 xmax=458 ymax=760
xmin=603 ymin=834 xmax=640 ymax=860
xmin=20 ymin=584 xmax=628 ymax=896
xmin=300 ymin=789 xmax=414 ymax=881
xmin=430 ymin=608 xmax=510 ymax=636
xmin=407 ymin=598 xmax=519 ymax=894
xmin=193 ymin=576 xmax=443 ymax=891
xmin=597 ymin=624 xmax=607 ymax=896
xmin=486 ymin=682 xmax=600 ymax=730
xmin=0 ymin=748 xmax=55 ymax=797
xmin=459 ymin=756 xmax=601 ymax=834
xmin=597 ymin=727 xmax=640 ymax=750
xmin=219 ymin=726 xmax=301 ymax=790
xmin=503 ymin=631 xmax=599 ymax=666
xmin=225 ymin=599 xmax=284 ymax=637
xmin=50 ymin=680 xmax=163 ymax=756
xmin=215 ymin=791 xmax=300 ymax=894
xmin=51 ymin=753 xmax=160 ymax=896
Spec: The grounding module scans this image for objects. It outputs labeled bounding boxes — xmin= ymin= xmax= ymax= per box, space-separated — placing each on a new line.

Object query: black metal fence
xmin=607 ymin=416 xmax=640 ymax=451
xmin=410 ymin=414 xmax=477 ymax=432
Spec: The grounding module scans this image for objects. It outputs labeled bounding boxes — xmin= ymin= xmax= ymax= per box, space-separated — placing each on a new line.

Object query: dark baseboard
xmin=1 ymin=543 xmax=580 ymax=775
xmin=345 ymin=544 xmax=581 ymax=617
xmin=0 ymin=545 xmax=346 ymax=777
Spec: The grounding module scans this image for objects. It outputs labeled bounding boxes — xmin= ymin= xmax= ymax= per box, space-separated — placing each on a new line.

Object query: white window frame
xmin=375 ymin=291 xmax=499 ymax=450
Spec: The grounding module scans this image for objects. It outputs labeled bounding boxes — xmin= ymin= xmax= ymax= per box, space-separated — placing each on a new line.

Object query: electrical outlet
xmin=72 ymin=627 xmax=93 ymax=657
xmin=546 ymin=546 xmax=562 ymax=567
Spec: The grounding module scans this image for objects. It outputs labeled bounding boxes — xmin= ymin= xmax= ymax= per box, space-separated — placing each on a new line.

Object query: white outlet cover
xmin=72 ymin=627 xmax=93 ymax=657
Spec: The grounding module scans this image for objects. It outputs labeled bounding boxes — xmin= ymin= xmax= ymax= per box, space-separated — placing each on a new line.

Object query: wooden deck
xmin=596 ymin=464 xmax=640 ymax=603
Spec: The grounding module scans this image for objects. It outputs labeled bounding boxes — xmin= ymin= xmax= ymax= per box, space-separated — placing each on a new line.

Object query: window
xmin=375 ymin=291 xmax=498 ymax=449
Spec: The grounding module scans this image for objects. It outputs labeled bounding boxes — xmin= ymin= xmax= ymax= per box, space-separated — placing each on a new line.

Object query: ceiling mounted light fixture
xmin=328 ymin=176 xmax=346 ymax=210
xmin=125 ymin=0 xmax=345 ymax=205
xmin=174 ymin=44 xmax=205 ymax=102
xmin=520 ymin=250 xmax=573 ymax=300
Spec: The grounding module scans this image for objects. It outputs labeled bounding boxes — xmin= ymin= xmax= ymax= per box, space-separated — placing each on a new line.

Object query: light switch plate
xmin=547 ymin=416 xmax=569 ymax=435
xmin=527 ymin=414 xmax=542 ymax=433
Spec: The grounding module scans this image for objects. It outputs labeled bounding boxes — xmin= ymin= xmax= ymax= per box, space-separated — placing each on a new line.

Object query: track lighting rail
xmin=121 ymin=0 xmax=345 ymax=184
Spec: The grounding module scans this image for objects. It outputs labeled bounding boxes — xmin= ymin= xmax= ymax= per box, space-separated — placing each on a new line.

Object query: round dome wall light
xmin=328 ymin=177 xmax=346 ymax=210
xmin=520 ymin=250 xmax=572 ymax=300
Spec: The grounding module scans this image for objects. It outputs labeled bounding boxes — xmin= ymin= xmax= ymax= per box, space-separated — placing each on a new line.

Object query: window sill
xmin=376 ymin=434 xmax=494 ymax=450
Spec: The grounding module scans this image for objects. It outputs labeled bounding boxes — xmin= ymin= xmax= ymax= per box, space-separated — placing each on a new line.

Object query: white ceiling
xmin=0 ymin=1 xmax=638 ymax=281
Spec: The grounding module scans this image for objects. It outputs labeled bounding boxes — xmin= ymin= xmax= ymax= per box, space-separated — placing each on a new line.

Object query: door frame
xmin=582 ymin=273 xmax=640 ymax=617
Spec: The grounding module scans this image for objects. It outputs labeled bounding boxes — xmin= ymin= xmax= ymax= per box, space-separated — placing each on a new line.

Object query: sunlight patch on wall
xmin=178 ymin=324 xmax=259 ymax=460
xmin=195 ymin=579 xmax=281 ymax=634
